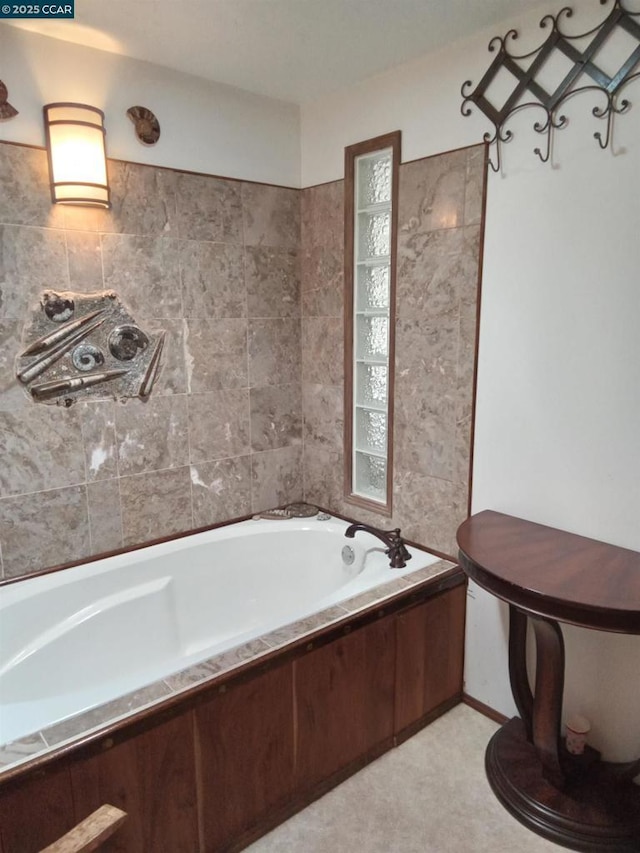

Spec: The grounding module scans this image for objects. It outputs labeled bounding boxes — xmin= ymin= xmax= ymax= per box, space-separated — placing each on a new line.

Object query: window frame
xmin=343 ymin=130 xmax=401 ymax=516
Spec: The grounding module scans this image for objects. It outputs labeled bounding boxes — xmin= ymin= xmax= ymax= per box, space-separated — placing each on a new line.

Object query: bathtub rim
xmin=0 ymin=504 xmax=455 ymax=590
xmin=0 ymin=558 xmax=465 ymax=793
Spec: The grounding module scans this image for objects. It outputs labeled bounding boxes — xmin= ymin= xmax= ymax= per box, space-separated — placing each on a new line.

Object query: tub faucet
xmin=344 ymin=523 xmax=412 ymax=569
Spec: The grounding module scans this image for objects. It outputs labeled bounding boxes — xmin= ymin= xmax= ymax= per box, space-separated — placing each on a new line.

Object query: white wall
xmin=0 ymin=24 xmax=300 ymax=186
xmin=301 ymin=0 xmax=640 ymax=761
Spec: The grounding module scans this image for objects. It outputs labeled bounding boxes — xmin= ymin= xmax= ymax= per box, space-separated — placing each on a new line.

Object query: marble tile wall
xmin=0 ymin=140 xmax=483 ymax=578
xmin=0 ymin=142 xmax=303 ymax=579
xmin=301 ymin=145 xmax=485 ymax=557
xmin=300 ymin=180 xmax=345 ymax=508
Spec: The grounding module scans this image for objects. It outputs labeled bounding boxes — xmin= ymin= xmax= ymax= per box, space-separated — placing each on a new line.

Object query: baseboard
xmin=462 ymin=693 xmax=508 ymax=725
xmin=394 ymin=694 xmax=462 ymax=746
xmin=231 ymin=697 xmax=464 ymax=850
xmin=229 ymin=737 xmax=395 ymax=852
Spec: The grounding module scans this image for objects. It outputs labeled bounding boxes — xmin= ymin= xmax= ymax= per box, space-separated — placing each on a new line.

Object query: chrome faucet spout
xmin=344 ymin=522 xmax=412 ymax=569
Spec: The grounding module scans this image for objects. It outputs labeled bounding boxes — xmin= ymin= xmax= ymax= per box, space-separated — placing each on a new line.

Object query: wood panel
xmin=0 ymin=765 xmax=74 ymax=853
xmin=195 ymin=663 xmax=295 ymax=852
xmin=70 ymin=714 xmax=198 ymax=853
xmin=294 ymin=618 xmax=396 ymax=790
xmin=394 ymin=584 xmax=466 ymax=735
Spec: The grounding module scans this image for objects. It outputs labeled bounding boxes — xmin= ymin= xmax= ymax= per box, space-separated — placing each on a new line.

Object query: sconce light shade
xmin=43 ymin=103 xmax=110 ymax=208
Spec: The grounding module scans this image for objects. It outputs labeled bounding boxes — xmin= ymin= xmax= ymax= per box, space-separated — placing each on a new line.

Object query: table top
xmin=456 ymin=511 xmax=640 ymax=633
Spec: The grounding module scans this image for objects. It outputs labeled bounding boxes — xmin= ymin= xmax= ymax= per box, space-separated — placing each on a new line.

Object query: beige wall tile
xmin=0 ymin=406 xmax=86 ymax=497
xmin=0 ymin=319 xmax=25 ymax=410
xmin=242 ymin=183 xmax=300 ymax=249
xmin=302 ymin=384 xmax=343 ymax=451
xmin=465 ymin=146 xmax=486 ymax=226
xmin=251 ymin=446 xmax=303 ymax=512
xmin=399 ymin=148 xmax=467 ymax=233
xmin=188 ymin=390 xmax=251 ymax=463
xmin=301 ymin=181 xmax=344 ymax=254
xmin=301 ymin=317 xmax=343 ymax=386
xmin=80 ymin=400 xmax=118 ymax=482
xmin=250 ymin=383 xmax=302 ymax=452
xmin=0 ymin=485 xmax=90 ymax=577
xmin=185 ymin=317 xmax=248 ymax=392
xmin=0 ymin=225 xmax=68 ymax=320
xmin=146 ymin=318 xmax=188 ymax=395
xmin=65 ymin=231 xmax=104 ymax=293
xmin=181 ymin=241 xmax=247 ymax=319
xmin=119 ymin=466 xmax=193 ymax=546
xmin=115 ymin=394 xmax=190 ymax=476
xmin=248 ymin=318 xmax=301 ymax=387
xmin=101 ymin=233 xmax=183 ymax=320
xmin=397 ymin=227 xmax=468 ymax=321
xmin=301 ymin=277 xmax=343 ymax=317
xmin=245 ymin=247 xmax=300 ymax=318
xmin=104 ymin=161 xmax=177 ymax=237
xmin=302 ymin=446 xmax=343 ymax=511
xmin=191 ymin=456 xmax=252 ymax=527
xmin=0 ymin=145 xmax=56 ymax=228
xmin=174 ymin=173 xmax=243 ymax=243
xmin=87 ymin=478 xmax=123 ymax=554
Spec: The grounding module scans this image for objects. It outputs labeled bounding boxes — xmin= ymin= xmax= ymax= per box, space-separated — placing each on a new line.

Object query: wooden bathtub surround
xmin=0 ymin=573 xmax=466 ymax=852
xmin=457 ymin=510 xmax=640 ymax=853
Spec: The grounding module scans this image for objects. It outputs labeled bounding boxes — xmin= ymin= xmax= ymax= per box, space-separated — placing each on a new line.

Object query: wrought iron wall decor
xmin=0 ymin=80 xmax=18 ymax=120
xmin=17 ymin=290 xmax=165 ymax=406
xmin=461 ymin=0 xmax=640 ymax=171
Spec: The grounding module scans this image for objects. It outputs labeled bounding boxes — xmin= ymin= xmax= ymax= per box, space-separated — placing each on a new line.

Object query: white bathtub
xmin=0 ymin=514 xmax=444 ymax=751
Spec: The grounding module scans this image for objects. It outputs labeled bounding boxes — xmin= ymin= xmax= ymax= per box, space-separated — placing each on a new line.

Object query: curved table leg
xmin=530 ymin=616 xmax=565 ymax=789
xmin=508 ymin=606 xmax=533 ymax=741
xmin=486 ymin=611 xmax=640 ymax=849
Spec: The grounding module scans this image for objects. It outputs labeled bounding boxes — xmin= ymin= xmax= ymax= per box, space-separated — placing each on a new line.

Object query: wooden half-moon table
xmin=456 ymin=511 xmax=640 ymax=852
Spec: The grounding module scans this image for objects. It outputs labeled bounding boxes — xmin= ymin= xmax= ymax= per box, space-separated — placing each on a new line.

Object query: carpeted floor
xmin=246 ymin=704 xmax=564 ymax=852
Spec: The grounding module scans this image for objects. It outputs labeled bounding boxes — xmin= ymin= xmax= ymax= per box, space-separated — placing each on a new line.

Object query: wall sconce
xmin=43 ymin=103 xmax=111 ymax=208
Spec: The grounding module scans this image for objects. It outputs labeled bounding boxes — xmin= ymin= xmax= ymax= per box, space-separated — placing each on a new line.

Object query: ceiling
xmin=7 ymin=0 xmax=537 ymax=104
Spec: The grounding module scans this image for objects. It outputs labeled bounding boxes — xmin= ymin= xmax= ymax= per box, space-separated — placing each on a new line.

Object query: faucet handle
xmin=386 ymin=543 xmax=410 ymax=568
xmin=397 ymin=541 xmax=412 ymax=562
xmin=386 ymin=530 xmax=412 ymax=566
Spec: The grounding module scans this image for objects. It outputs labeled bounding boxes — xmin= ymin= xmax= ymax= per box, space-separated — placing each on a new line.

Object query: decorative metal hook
xmin=592 ymin=93 xmax=615 ymax=149
xmin=485 ymin=125 xmax=514 ymax=173
xmin=486 ymin=136 xmax=501 ymax=173
xmin=460 ymin=0 xmax=640 ymax=170
xmin=532 ymin=107 xmax=565 ymax=163
xmin=533 ymin=128 xmax=552 ymax=164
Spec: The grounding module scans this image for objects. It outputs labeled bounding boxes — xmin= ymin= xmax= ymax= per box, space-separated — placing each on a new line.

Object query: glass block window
xmin=344 ymin=132 xmax=400 ymax=514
